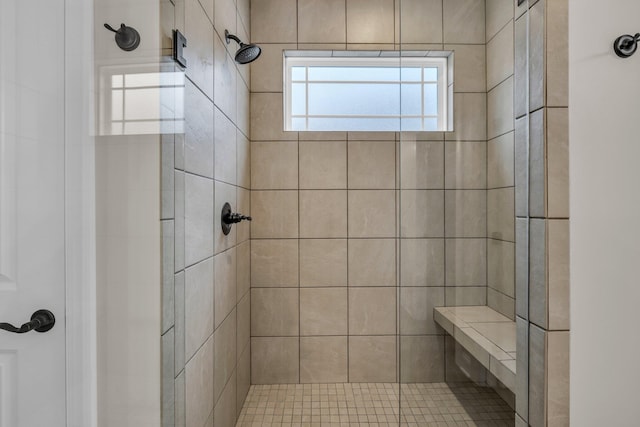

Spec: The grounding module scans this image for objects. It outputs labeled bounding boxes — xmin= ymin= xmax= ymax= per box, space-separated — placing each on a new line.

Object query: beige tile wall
xmin=161 ymin=0 xmax=252 ymax=426
xmin=514 ymin=0 xmax=570 ymax=426
xmin=486 ymin=0 xmax=516 ymax=321
xmin=249 ymin=0 xmax=489 ymax=385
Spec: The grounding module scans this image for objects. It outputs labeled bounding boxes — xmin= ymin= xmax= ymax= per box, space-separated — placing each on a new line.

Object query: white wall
xmin=570 ymin=0 xmax=640 ymax=424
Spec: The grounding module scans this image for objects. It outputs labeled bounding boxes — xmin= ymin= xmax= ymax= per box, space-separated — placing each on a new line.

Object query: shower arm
xmin=225 ymin=30 xmax=243 ymax=46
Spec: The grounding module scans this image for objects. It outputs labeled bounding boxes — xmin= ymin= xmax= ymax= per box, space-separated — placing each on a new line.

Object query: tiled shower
xmin=95 ymin=0 xmax=569 ymax=426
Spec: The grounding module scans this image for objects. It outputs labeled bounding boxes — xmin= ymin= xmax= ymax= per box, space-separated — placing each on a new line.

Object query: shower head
xmin=225 ymin=30 xmax=262 ymax=64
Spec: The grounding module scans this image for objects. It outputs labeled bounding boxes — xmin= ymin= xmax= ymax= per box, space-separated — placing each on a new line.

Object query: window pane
xmin=308 ymin=66 xmax=400 ymax=82
xmin=292 ymin=67 xmax=306 ymax=80
xmin=424 ymin=117 xmax=438 ymax=131
xmin=401 ymin=84 xmax=421 ymax=116
xmin=424 ymin=83 xmax=438 ymax=116
xmin=308 ymin=117 xmax=400 ymax=131
xmin=424 ymin=67 xmax=438 ymax=82
xmin=291 ymin=83 xmax=306 ymax=115
xmin=291 ymin=117 xmax=306 ymax=130
xmin=401 ymin=67 xmax=421 ymax=82
xmin=400 ymin=117 xmax=422 ymax=131
xmin=308 ymin=83 xmax=400 ymax=116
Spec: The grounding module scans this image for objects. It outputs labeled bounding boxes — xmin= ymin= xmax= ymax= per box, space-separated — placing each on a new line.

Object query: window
xmin=284 ymin=51 xmax=453 ymax=132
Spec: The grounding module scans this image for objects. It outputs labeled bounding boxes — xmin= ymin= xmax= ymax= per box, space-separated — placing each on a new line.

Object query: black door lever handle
xmin=0 ymin=309 xmax=56 ymax=334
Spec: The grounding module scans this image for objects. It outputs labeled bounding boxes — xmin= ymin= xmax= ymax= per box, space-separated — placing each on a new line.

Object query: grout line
xmin=346 ymin=132 xmax=350 ymax=383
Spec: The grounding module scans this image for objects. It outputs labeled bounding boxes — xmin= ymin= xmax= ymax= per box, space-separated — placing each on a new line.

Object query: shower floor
xmin=236 ymin=382 xmax=514 ymax=427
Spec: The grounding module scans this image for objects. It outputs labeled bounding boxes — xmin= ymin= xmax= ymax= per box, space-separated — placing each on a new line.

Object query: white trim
xmin=283 ymin=54 xmax=450 ymax=132
xmin=65 ymin=0 xmax=97 ymax=425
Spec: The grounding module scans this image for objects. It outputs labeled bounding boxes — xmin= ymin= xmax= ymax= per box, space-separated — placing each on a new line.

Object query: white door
xmin=0 ymin=0 xmax=67 ymax=425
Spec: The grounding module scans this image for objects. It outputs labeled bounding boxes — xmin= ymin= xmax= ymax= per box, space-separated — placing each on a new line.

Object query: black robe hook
xmin=614 ymin=33 xmax=640 ymax=58
xmin=104 ymin=23 xmax=140 ymax=52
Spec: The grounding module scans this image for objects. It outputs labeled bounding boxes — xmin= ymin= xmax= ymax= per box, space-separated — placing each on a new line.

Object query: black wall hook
xmin=104 ymin=23 xmax=140 ymax=51
xmin=614 ymin=33 xmax=640 ymax=58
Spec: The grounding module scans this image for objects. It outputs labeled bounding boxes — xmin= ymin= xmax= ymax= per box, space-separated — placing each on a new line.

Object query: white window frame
xmin=283 ymin=55 xmax=449 ymax=132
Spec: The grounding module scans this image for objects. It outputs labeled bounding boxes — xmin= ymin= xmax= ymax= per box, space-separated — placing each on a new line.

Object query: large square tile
xmin=300 ymin=190 xmax=348 ymax=238
xmin=298 ymin=0 xmax=346 ymax=43
xmin=251 ymin=337 xmax=299 ymax=384
xmin=251 ymin=0 xmax=297 ymax=43
xmin=348 ymin=190 xmax=396 ymax=238
xmin=346 ymin=0 xmax=395 ymax=44
xmin=399 ymin=140 xmax=444 ymax=189
xmin=300 ymin=288 xmax=348 ymax=335
xmin=300 ymin=336 xmax=348 ymax=383
xmin=348 ymin=140 xmax=396 ymax=189
xmin=400 ymin=0 xmax=443 ymax=43
xmin=443 ymin=0 xmax=486 ymax=43
xmin=401 ymin=190 xmax=445 ymax=237
xmin=445 ymin=190 xmax=487 ymax=238
xmin=299 ymin=140 xmax=347 ymax=189
xmin=251 ymin=191 xmax=298 ymax=238
xmin=251 ymin=239 xmax=299 ymax=287
xmin=251 ymin=288 xmax=299 ymax=336
xmin=444 ymin=141 xmax=486 ymax=189
xmin=349 ymin=336 xmax=397 ymax=382
xmin=300 ymin=239 xmax=348 ymax=286
xmin=251 ymin=141 xmax=298 ymax=189
xmin=400 ymin=336 xmax=445 ymax=382
xmin=349 ymin=287 xmax=396 ymax=335
xmin=399 ymin=238 xmax=445 ymax=287
xmin=399 ymin=287 xmax=444 ymax=335
xmin=348 ymin=239 xmax=396 ymax=287
xmin=445 ymin=239 xmax=487 ymax=287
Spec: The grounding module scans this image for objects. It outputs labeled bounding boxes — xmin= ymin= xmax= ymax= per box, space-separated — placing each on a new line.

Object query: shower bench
xmin=434 ymin=306 xmax=516 ymax=393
